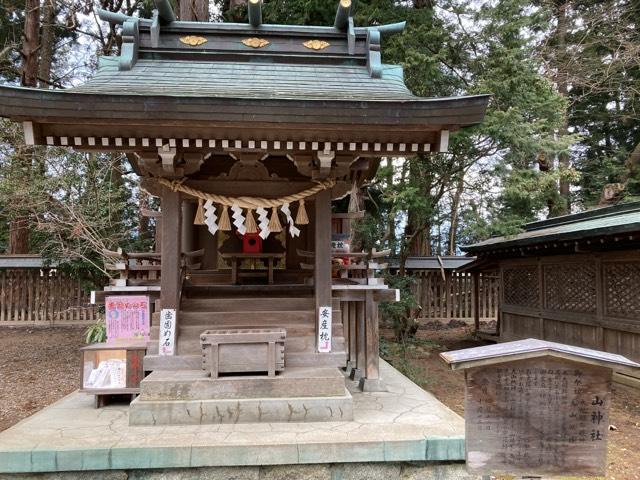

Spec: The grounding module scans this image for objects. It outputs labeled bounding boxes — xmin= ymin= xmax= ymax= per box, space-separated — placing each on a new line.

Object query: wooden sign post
xmin=440 ymin=339 xmax=640 ymax=477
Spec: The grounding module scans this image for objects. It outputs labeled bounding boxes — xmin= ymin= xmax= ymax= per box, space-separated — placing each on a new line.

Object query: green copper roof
xmin=70 ymin=57 xmax=414 ymax=101
xmin=464 ymin=201 xmax=640 ymax=253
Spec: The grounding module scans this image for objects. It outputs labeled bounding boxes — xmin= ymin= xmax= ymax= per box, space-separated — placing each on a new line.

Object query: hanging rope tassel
xmin=268 ymin=206 xmax=283 ymax=232
xmin=348 ymin=182 xmax=361 ymax=213
xmin=218 ymin=205 xmax=232 ymax=231
xmin=245 ymin=208 xmax=258 ymax=234
xmin=194 ymin=199 xmax=206 ymax=225
xmin=295 ymin=199 xmax=309 ymax=225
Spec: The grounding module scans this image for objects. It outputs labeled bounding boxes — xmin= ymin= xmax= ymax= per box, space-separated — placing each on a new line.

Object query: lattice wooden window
xmin=503 ymin=266 xmax=539 ymax=308
xmin=604 ymin=261 xmax=640 ymax=319
xmin=544 ymin=263 xmax=596 ymax=313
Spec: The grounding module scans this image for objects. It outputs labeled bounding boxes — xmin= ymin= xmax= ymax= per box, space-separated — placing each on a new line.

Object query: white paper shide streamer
xmin=231 ymin=204 xmax=246 ymax=235
xmin=256 ymin=207 xmax=271 ymax=239
xmin=280 ymin=203 xmax=300 ymax=238
xmin=203 ymin=200 xmax=218 ymax=236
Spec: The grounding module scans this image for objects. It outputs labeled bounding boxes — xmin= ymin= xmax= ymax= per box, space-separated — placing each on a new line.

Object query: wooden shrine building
xmin=0 ymin=0 xmax=488 ymax=421
xmin=463 ymin=201 xmax=640 ymax=385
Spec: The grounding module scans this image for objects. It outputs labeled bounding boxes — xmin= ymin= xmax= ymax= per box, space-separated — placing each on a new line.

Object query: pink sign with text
xmin=105 ymin=295 xmax=150 ymax=343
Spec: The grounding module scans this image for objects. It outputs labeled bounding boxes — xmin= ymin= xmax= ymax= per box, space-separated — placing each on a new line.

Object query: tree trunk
xmin=138 ymin=190 xmax=151 ymax=242
xmin=38 ymin=0 xmax=56 ymax=88
xmin=447 ymin=173 xmax=465 ymax=255
xmin=9 ymin=0 xmax=40 ymax=254
xmin=178 ymin=0 xmax=210 ymax=21
xmin=21 ymin=0 xmax=39 ymax=88
xmin=555 ymin=0 xmax=571 ymax=214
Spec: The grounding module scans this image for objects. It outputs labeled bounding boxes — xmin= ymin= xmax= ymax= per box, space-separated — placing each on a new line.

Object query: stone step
xmin=183 ymin=284 xmax=314 ymax=298
xmin=152 ymin=309 xmax=342 ymax=326
xmin=285 ymin=351 xmax=348 ymax=368
xmin=144 ymin=349 xmax=348 ymax=371
xmin=129 ymin=388 xmax=353 ymax=425
xmin=177 ymin=310 xmax=325 ymax=325
xmin=181 ymin=296 xmax=316 ymax=312
xmin=138 ymin=367 xmax=347 ymax=401
xmin=147 ymin=334 xmax=345 ymax=356
xmin=150 ymin=322 xmax=344 ymax=340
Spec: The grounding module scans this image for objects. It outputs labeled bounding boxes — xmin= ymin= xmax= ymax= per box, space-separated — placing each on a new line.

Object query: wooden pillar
xmin=350 ymin=299 xmax=366 ymax=381
xmin=314 ymin=190 xmax=332 ymax=350
xmin=181 ymin=200 xmax=196 ymax=254
xmin=473 ymin=271 xmax=480 ymax=333
xmin=347 ymin=300 xmax=357 ymax=371
xmin=160 ymin=188 xmax=182 ymax=313
xmin=359 ymin=290 xmax=385 ymax=391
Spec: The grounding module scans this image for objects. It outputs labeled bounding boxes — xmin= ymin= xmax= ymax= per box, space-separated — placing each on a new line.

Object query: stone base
xmin=0 ymin=462 xmax=479 ymax=480
xmin=359 ymin=377 xmax=387 ymax=392
xmin=139 ymin=367 xmax=347 ymax=401
xmin=0 ymin=360 xmax=466 ymax=475
xmin=129 ymin=388 xmax=354 ymax=425
xmin=348 ymin=367 xmax=363 ymax=381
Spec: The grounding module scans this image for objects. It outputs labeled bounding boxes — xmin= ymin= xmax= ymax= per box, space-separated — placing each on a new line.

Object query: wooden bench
xmin=200 ymin=328 xmax=286 ymax=378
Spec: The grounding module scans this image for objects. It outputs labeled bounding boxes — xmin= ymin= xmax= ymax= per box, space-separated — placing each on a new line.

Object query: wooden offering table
xmin=440 ymin=339 xmax=640 ymax=477
xmin=201 ymin=328 xmax=286 ymax=378
xmin=80 ymin=341 xmax=147 ymax=408
xmin=220 ymin=253 xmax=285 ymax=285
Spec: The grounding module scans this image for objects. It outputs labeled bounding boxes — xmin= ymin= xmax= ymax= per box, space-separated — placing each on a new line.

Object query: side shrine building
xmin=0 ymin=0 xmax=488 ymax=426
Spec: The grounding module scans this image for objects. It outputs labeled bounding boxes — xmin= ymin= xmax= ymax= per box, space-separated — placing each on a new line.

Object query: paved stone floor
xmin=0 ymin=360 xmax=465 ymax=474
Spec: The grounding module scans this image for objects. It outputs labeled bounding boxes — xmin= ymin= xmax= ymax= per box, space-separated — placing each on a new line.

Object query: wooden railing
xmin=412 ymin=271 xmax=499 ymax=324
xmin=0 ymin=269 xmax=98 ymax=326
xmin=103 ymin=248 xmax=204 ymax=287
xmin=335 ymin=286 xmax=396 ymax=391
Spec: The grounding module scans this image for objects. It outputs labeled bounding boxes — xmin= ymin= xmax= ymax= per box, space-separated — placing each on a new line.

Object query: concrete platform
xmin=129 ymin=389 xmax=354 ymax=425
xmin=138 ymin=367 xmax=347 ymax=400
xmin=0 ymin=360 xmax=465 ymax=474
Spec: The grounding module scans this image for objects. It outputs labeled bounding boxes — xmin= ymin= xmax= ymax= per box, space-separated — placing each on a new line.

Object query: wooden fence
xmin=0 ymin=269 xmax=99 ymax=326
xmin=412 ymin=271 xmax=499 ymax=324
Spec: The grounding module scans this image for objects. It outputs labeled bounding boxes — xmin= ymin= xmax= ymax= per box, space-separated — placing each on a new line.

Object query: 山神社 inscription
xmin=466 ymin=357 xmax=609 ymax=476
xmin=440 ymin=338 xmax=640 ymax=477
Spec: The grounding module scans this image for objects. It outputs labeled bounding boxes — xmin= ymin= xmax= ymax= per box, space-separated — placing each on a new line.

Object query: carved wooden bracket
xmin=136 ymin=148 xmax=204 ymax=178
xmin=158 ymin=146 xmax=177 ymax=174
xmin=313 ymin=150 xmax=335 ymax=179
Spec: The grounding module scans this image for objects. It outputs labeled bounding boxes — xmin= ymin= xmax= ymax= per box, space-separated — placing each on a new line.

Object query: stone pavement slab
xmin=0 ymin=360 xmax=464 ymax=473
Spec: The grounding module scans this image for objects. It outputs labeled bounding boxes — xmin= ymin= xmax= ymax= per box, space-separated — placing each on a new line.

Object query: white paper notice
xmin=159 ymin=308 xmax=177 ymax=356
xmin=317 ymin=306 xmax=332 ymax=353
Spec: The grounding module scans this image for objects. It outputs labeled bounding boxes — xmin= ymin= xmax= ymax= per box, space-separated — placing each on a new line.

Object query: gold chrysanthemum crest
xmin=179 ymin=35 xmax=207 ymax=47
xmin=242 ymin=37 xmax=270 ymax=49
xmin=303 ymin=39 xmax=330 ymax=51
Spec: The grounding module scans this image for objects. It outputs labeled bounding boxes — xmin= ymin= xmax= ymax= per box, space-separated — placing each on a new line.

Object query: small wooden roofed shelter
xmin=462 ymin=201 xmax=640 ymax=386
xmin=0 ymin=0 xmax=489 ymax=393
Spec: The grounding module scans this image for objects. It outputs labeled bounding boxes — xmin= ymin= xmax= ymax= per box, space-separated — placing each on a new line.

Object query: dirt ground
xmin=382 ymin=325 xmax=640 ymax=480
xmin=0 ymin=326 xmax=638 ymax=479
xmin=0 ymin=326 xmax=86 ymax=432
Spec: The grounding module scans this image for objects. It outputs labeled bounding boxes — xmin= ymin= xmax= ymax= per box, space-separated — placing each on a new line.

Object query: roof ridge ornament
xmin=119 ymin=18 xmax=139 ymax=71
xmin=242 ymin=37 xmax=270 ymax=49
xmin=303 ymin=40 xmax=331 ymax=51
xmin=248 ymin=0 xmax=262 ymax=28
xmin=334 ymin=0 xmax=352 ymax=31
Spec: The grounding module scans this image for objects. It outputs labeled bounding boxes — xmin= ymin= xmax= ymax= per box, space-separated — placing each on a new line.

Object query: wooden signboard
xmin=105 ymin=295 xmax=150 ymax=343
xmin=465 ymin=356 xmax=609 ymax=476
xmin=440 ymin=338 xmax=640 ymax=478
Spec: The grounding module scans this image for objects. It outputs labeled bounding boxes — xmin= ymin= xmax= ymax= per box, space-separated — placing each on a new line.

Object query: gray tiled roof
xmin=441 ymin=338 xmax=640 ymax=371
xmin=71 ymin=57 xmax=415 ymax=101
xmin=464 ymin=201 xmax=640 ymax=253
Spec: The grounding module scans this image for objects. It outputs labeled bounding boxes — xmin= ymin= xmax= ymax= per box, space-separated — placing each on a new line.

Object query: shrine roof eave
xmin=440 ymin=338 xmax=640 ymax=374
xmin=0 ymin=86 xmax=489 ymax=145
